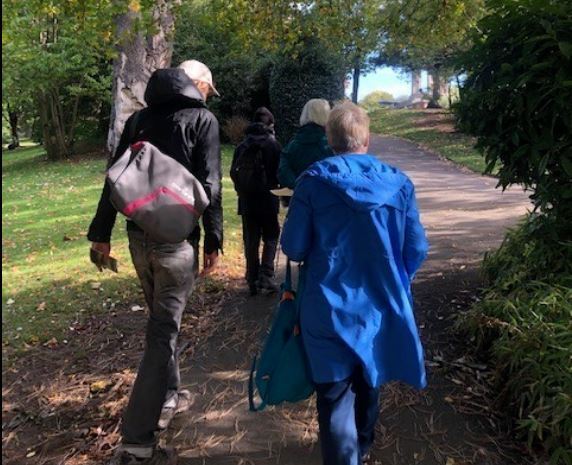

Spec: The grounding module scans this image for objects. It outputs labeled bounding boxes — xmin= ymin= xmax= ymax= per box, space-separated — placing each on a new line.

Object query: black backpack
xmin=230 ymin=143 xmax=268 ymax=194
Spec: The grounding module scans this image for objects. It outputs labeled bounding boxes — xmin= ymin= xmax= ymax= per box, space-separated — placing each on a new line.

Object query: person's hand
xmin=201 ymin=250 xmax=219 ymax=276
xmin=91 ymin=242 xmax=111 ymax=258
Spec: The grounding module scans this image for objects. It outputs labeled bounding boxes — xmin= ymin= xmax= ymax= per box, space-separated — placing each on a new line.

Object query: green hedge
xmin=454 ymin=0 xmax=572 ymax=223
xmin=462 ymin=215 xmax=572 ymax=464
xmin=269 ymin=41 xmax=346 ymax=145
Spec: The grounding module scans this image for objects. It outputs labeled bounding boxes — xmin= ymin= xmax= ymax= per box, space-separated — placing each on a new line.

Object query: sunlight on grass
xmin=368 ymin=108 xmax=487 ymax=174
xmin=2 ymin=144 xmax=243 ymax=347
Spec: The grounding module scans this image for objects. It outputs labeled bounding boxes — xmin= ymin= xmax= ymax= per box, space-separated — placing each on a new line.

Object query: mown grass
xmin=368 ymin=108 xmax=487 ymax=173
xmin=2 ymin=144 xmax=242 ymax=348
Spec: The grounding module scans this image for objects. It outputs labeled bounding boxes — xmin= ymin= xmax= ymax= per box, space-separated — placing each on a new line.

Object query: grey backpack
xmin=107 ymin=141 xmax=210 ymax=243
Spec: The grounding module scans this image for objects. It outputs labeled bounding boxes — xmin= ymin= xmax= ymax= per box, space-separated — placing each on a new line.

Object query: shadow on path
xmin=167 ymin=136 xmax=533 ymax=464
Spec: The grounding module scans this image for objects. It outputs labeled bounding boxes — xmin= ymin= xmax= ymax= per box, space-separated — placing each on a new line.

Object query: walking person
xmin=278 ymin=98 xmax=334 ymax=189
xmin=230 ymin=107 xmax=281 ymax=296
xmin=88 ymin=60 xmax=223 ymax=465
xmin=281 ymin=102 xmax=429 ymax=465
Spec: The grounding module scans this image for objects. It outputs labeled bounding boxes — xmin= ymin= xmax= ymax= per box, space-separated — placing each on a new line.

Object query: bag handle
xmin=248 ymin=356 xmax=267 ymax=412
xmin=284 ymin=259 xmax=293 ymax=291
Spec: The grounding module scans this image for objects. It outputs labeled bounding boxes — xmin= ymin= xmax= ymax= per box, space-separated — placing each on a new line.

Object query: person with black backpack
xmin=230 ymin=107 xmax=281 ymax=296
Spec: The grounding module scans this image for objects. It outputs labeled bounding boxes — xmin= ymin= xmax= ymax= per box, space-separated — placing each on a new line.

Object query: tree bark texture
xmin=411 ymin=70 xmax=421 ymax=95
xmin=38 ymin=91 xmax=70 ymax=160
xmin=7 ymin=104 xmax=20 ymax=149
xmin=107 ymin=1 xmax=174 ymax=157
xmin=352 ymin=64 xmax=360 ymax=104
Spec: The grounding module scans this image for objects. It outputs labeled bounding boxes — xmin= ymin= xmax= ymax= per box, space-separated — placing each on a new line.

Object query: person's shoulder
xmin=178 ymin=106 xmax=218 ymax=125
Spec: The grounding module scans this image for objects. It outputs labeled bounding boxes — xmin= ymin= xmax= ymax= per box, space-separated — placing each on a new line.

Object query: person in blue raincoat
xmin=281 ymin=102 xmax=429 ymax=465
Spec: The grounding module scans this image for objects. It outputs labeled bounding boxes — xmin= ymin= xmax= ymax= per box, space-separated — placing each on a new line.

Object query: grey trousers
xmin=121 ymin=230 xmax=197 ymax=454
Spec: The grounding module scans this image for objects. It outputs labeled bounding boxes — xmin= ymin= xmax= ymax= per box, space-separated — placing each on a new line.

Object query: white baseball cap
xmin=178 ymin=60 xmax=220 ymax=97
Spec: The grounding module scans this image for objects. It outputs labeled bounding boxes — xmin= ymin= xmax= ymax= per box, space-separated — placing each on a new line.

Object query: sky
xmin=347 ymin=66 xmax=421 ymax=101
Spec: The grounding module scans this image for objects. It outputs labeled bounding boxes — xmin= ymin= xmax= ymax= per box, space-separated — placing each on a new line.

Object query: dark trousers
xmin=315 ymin=368 xmax=379 ymax=465
xmin=241 ymin=213 xmax=280 ymax=284
xmin=121 ymin=230 xmax=196 ymax=454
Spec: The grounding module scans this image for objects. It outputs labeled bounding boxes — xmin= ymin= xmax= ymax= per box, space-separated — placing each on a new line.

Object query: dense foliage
xmin=455 ymin=0 xmax=572 ymax=224
xmin=360 ymin=90 xmax=395 ymax=111
xmin=269 ymin=41 xmax=346 ymax=144
xmin=173 ymin=2 xmax=272 ymax=130
xmin=377 ymin=0 xmax=485 ymax=103
xmin=463 ymin=215 xmax=572 ymax=463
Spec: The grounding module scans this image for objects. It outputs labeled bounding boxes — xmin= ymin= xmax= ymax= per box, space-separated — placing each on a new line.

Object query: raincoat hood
xmin=144 ymin=68 xmax=206 ymax=108
xmin=303 ymin=154 xmax=409 ymax=212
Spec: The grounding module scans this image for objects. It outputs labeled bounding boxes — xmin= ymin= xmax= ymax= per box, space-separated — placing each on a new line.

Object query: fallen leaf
xmin=43 ymin=337 xmax=58 ymax=348
xmin=446 ymin=458 xmax=455 ymax=465
xmin=444 ymin=396 xmax=454 ymax=403
xmin=26 ymin=451 xmax=36 ymax=458
xmin=36 ymin=301 xmax=46 ymax=311
xmin=91 ymin=282 xmax=102 ymax=290
xmin=131 ymin=305 xmax=144 ymax=312
xmin=6 ymin=298 xmax=15 ymax=305
xmin=90 ymin=380 xmax=114 ymax=394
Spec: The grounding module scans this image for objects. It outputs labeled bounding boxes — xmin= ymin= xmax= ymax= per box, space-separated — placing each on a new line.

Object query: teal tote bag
xmin=248 ymin=261 xmax=314 ymax=411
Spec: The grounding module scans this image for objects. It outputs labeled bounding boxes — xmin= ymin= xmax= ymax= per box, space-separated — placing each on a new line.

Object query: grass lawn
xmin=368 ymin=108 xmax=488 ymax=173
xmin=2 ymin=144 xmax=242 ymax=348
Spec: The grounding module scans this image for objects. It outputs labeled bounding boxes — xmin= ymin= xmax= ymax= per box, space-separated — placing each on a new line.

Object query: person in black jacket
xmin=89 ymin=62 xmax=222 ymax=465
xmin=231 ymin=107 xmax=281 ymax=295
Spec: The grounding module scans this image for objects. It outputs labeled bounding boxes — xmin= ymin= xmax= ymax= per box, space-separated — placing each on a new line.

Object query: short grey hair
xmin=326 ymin=102 xmax=370 ymax=153
xmin=299 ymin=99 xmax=331 ymax=127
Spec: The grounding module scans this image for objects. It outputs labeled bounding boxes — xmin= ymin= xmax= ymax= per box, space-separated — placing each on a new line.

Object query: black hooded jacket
xmin=87 ymin=68 xmax=223 ymax=253
xmin=232 ymin=122 xmax=281 ymax=216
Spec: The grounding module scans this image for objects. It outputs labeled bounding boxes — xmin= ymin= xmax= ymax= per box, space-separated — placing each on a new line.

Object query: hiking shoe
xmin=108 ymin=447 xmax=177 ymax=465
xmin=248 ymin=282 xmax=258 ymax=296
xmin=157 ymin=390 xmax=194 ymax=431
xmin=257 ymin=275 xmax=278 ymax=293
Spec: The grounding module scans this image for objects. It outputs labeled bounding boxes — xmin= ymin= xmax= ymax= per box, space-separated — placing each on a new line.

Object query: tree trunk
xmin=107 ymin=0 xmax=174 ymax=158
xmin=411 ymin=70 xmax=421 ymax=95
xmin=431 ymin=68 xmax=441 ymax=102
xmin=352 ymin=64 xmax=361 ymax=104
xmin=7 ymin=105 xmax=20 ymax=149
xmin=38 ymin=91 xmax=70 ymax=160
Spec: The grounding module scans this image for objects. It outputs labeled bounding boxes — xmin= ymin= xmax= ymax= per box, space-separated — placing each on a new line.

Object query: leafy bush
xmin=222 ymin=116 xmax=249 ymax=146
xmin=463 ymin=215 xmax=572 ymax=463
xmin=455 ymin=0 xmax=572 ymax=223
xmin=360 ymin=90 xmax=395 ymax=111
xmin=269 ymin=40 xmax=346 ymax=145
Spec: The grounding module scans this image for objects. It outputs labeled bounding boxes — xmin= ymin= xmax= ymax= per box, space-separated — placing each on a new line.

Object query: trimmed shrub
xmin=269 ymin=40 xmax=346 ymax=145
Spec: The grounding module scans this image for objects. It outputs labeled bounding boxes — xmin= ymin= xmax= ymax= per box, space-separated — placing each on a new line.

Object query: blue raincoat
xmin=281 ymin=154 xmax=429 ymax=389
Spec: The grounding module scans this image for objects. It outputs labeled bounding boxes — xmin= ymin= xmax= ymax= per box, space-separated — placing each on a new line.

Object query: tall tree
xmin=107 ymin=0 xmax=175 ymax=156
xmin=378 ymin=0 xmax=485 ymax=104
xmin=311 ymin=1 xmax=385 ymax=103
xmin=210 ymin=0 xmax=386 ymax=101
xmin=2 ymin=0 xmax=118 ymax=159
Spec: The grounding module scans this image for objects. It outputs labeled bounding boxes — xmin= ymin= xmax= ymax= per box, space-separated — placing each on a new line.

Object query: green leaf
xmin=558 ymin=41 xmax=572 ymax=59
xmin=560 ymin=156 xmax=572 ymax=177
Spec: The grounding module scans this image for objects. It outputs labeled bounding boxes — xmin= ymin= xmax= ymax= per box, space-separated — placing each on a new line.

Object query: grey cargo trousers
xmin=121 ymin=230 xmax=198 ymax=456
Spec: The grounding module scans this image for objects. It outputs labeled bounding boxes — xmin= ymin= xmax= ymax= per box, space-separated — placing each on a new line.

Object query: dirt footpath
xmin=168 ymin=135 xmax=533 ymax=465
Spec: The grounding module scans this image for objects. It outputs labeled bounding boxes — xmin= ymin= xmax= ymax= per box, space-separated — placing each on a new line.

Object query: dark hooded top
xmin=88 ymin=68 xmax=223 ymax=253
xmin=231 ymin=122 xmax=282 ymax=216
xmin=278 ymin=123 xmax=334 ymax=189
